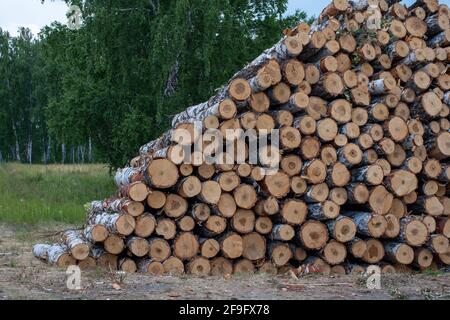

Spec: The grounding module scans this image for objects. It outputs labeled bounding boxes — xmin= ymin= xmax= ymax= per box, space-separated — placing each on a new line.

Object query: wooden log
xmin=298 ymin=221 xmax=329 ymax=250
xmin=203 ymin=215 xmax=227 ymax=236
xmin=422 ymin=215 xmax=436 ymax=233
xmin=425 ymin=14 xmax=449 ymax=36
xmin=337 ymin=143 xmax=363 ymax=168
xmin=213 ymin=193 xmax=237 ymax=218
xmin=301 ymin=256 xmax=330 ymax=275
xmin=258 ymin=261 xmax=278 ymax=275
xmin=346 ymin=183 xmax=369 ymax=204
xmin=342 ymin=211 xmax=387 ymax=238
xmin=321 ymin=0 xmax=349 ymax=17
xmin=326 ymin=215 xmax=357 ymax=243
xmin=268 ymin=83 xmax=291 ymax=105
xmin=280 ymin=155 xmax=302 ymax=177
xmin=270 ymin=224 xmax=295 ymax=241
xmin=103 ymin=235 xmax=125 ymax=255
xmin=164 ymin=194 xmax=188 ymax=218
xmin=118 ymin=258 xmax=137 ymax=273
xmin=352 ymin=165 xmax=384 ymax=186
xmin=428 ymin=132 xmax=450 ymax=160
xmin=340 ymin=122 xmax=360 ymax=139
xmin=282 ymin=59 xmax=305 ymax=86
xmin=241 ymin=232 xmax=266 ymax=261
xmin=299 ymin=137 xmax=321 ymax=160
xmin=148 ymin=238 xmax=171 ymax=262
xmin=338 ymin=33 xmax=357 ymax=53
xmin=383 ymin=214 xmax=401 ymax=238
xmin=398 ymin=216 xmax=429 ymax=247
xmin=188 ymin=256 xmax=211 ymax=276
xmin=438 ymin=252 xmax=450 ymax=265
xmin=198 ymin=181 xmax=222 ymax=205
xmin=261 ymin=171 xmax=290 ymax=199
xmin=385 ymin=170 xmax=418 ymax=197
xmin=320 ymin=240 xmax=347 ymax=265
xmin=409 ymin=196 xmax=444 ymax=216
xmin=328 ymin=187 xmax=347 ymax=206
xmin=308 ymin=201 xmax=340 ymax=221
xmin=191 ymin=203 xmax=211 ymax=222
xmin=389 ymin=19 xmax=407 ymax=39
xmin=233 ymin=259 xmax=256 ymax=274
xmin=270 ymin=110 xmax=294 ymax=127
xmin=362 ymin=239 xmax=385 ymax=264
xmin=268 ymin=242 xmax=292 ymax=266
xmin=231 ymin=209 xmax=255 ymax=234
xmin=32 ymin=244 xmax=51 ymax=262
xmin=177 ymin=215 xmax=195 ymax=232
xmin=83 ymin=224 xmax=109 ymax=243
xmin=126 ymin=236 xmax=149 ymax=257
xmin=249 ymin=92 xmax=270 ymax=112
xmin=210 ymin=257 xmax=233 ymax=276
xmin=361 ymin=149 xmax=378 ymax=165
xmin=233 ymin=184 xmax=257 ymax=209
xmin=317 ymin=118 xmax=339 ymax=142
xmin=347 ymin=237 xmax=367 ymax=259
xmin=91 ymin=246 xmax=117 ymax=269
xmin=220 ymin=232 xmax=243 ymax=259
xmin=199 ymin=238 xmax=220 ymax=259
xmin=155 ymin=218 xmax=177 ymax=240
xmin=280 ymin=92 xmax=310 ymax=113
xmin=139 ymin=259 xmax=165 ymax=275
xmin=163 ymin=256 xmax=184 ymax=275
xmin=368 ymin=185 xmax=394 ymax=215
xmin=177 ymin=176 xmax=202 ymax=198
xmin=384 ymin=242 xmax=414 ymax=265
xmin=302 ymin=159 xmax=327 ymax=184
xmin=303 ymin=183 xmax=329 ymax=203
xmin=78 ymin=256 xmax=96 ymax=270
xmin=255 ymin=216 xmax=273 ymax=235
xmin=254 ymin=196 xmax=279 ymax=216
xmin=435 ymin=217 xmax=450 ymax=238
xmin=92 ymin=198 xmax=145 ymax=217
xmin=279 ymin=199 xmax=307 ymax=225
xmin=310 ymin=73 xmax=344 ymax=98
xmin=414 ymin=248 xmax=433 ymax=269
xmin=89 ymin=212 xmax=135 ymax=236
xmin=139 ymin=159 xmax=179 ymax=189
xmin=279 ymin=126 xmax=301 ymax=149
xmin=147 ymin=190 xmax=167 ymax=209
xmin=427 ymin=234 xmax=449 ymax=254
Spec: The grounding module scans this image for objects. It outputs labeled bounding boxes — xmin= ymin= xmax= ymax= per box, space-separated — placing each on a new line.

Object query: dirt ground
xmin=0 ymin=223 xmax=449 ymax=300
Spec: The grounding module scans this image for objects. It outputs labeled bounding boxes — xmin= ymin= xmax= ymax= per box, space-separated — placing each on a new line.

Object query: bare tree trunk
xmin=12 ymin=122 xmax=20 ymax=162
xmin=46 ymin=136 xmax=51 ymax=163
xmin=88 ymin=137 xmax=92 ymax=162
xmin=26 ymin=137 xmax=32 ymax=164
xmin=61 ymin=143 xmax=66 ymax=164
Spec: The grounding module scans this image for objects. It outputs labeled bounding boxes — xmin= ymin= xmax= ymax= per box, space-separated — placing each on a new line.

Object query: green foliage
xmin=0 ymin=1 xmax=311 ymax=168
xmin=0 ymin=163 xmax=115 ymax=224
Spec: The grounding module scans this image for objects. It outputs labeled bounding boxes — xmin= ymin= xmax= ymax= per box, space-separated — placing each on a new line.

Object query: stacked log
xmin=34 ymin=0 xmax=450 ymax=276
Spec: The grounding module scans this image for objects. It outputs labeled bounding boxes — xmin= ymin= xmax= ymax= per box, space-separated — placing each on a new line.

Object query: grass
xmin=0 ymin=163 xmax=116 ymax=225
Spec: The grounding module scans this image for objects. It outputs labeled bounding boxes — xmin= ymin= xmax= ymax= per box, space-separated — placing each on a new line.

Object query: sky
xmin=0 ymin=0 xmax=439 ymax=36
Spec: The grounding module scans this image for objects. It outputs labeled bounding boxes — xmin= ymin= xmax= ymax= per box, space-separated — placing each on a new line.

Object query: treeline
xmin=0 ymin=0 xmax=311 ymax=168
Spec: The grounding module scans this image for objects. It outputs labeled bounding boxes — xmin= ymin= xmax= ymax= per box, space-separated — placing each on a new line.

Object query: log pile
xmin=34 ymin=0 xmax=450 ymax=276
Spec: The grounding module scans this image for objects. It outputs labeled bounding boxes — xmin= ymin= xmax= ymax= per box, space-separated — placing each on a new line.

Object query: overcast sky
xmin=0 ymin=0 xmax=431 ymax=37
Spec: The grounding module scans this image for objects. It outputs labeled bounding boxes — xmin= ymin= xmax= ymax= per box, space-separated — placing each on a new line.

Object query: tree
xmin=0 ymin=0 xmax=311 ymax=168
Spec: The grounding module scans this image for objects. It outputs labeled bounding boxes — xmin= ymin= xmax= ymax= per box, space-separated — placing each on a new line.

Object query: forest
xmin=0 ymin=0 xmax=311 ymax=168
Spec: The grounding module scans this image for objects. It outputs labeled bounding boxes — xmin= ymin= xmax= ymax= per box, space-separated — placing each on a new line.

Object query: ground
xmin=1 ymin=223 xmax=449 ymax=300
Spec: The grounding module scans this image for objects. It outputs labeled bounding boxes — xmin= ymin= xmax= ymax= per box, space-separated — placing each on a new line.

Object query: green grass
xmin=0 ymin=163 xmax=116 ymax=225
